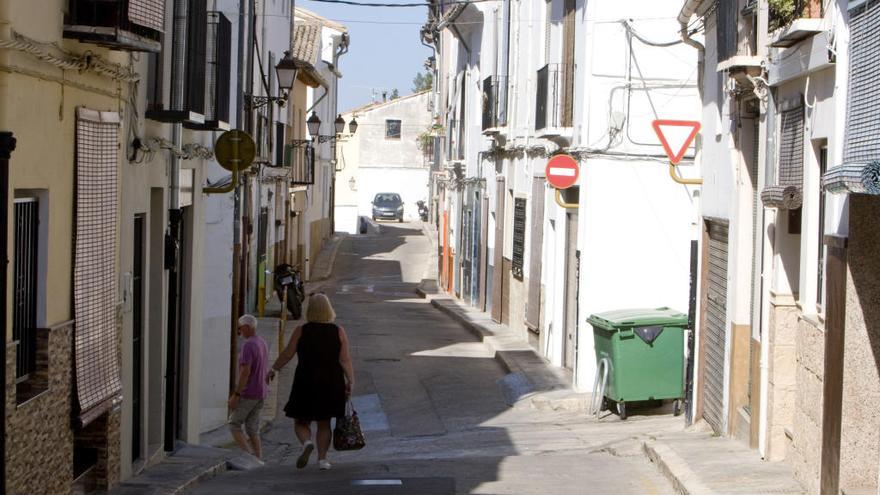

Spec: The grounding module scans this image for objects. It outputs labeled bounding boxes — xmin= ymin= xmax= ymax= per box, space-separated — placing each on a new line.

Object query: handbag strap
xmin=345 ymin=399 xmax=357 ymax=416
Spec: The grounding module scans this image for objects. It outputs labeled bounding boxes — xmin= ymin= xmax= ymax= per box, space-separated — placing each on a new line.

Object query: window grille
xmin=65 ymin=0 xmax=164 ymax=52
xmin=761 ymin=103 xmax=805 ymax=209
xmin=512 ymin=198 xmax=527 ymax=280
xmin=275 ymin=122 xmax=285 ymax=167
xmin=290 ymin=143 xmax=315 ymax=185
xmin=202 ymin=12 xmax=231 ymax=126
xmin=385 ymin=119 xmax=402 ymax=139
xmin=73 ymin=108 xmax=122 ymax=427
xmin=13 ymin=198 xmax=38 ymax=381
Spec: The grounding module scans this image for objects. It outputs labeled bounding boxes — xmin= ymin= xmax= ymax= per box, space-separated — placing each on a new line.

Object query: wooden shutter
xmin=73 ymin=108 xmax=122 ymax=427
xmin=525 ymin=181 xmax=546 ymax=330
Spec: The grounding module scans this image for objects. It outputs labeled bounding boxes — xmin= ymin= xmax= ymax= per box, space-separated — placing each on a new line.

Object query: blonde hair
xmin=306 ymin=293 xmax=336 ymax=323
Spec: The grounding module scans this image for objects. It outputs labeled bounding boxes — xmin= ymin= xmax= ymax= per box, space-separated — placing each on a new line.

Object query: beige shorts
xmin=228 ymin=398 xmax=264 ymax=436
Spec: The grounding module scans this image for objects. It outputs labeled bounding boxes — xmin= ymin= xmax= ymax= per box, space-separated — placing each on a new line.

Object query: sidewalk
xmin=111 ymin=234 xmax=346 ymax=494
xmin=643 ymin=428 xmax=805 ymax=494
xmin=416 ymin=222 xmax=588 ymax=412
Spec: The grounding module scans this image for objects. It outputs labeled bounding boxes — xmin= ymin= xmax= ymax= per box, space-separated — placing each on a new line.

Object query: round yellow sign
xmin=214 ymin=130 xmax=256 ymax=172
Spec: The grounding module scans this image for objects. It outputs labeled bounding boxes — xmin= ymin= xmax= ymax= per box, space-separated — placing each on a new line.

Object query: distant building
xmin=334 ymin=91 xmax=433 ymax=234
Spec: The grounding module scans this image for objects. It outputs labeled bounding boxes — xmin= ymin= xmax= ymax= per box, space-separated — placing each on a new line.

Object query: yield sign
xmin=652 ymin=120 xmax=701 ymax=165
xmin=545 ymin=154 xmax=579 ymax=189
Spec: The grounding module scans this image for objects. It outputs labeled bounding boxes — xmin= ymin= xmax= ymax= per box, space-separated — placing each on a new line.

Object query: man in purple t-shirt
xmin=228 ymin=314 xmax=269 ymax=458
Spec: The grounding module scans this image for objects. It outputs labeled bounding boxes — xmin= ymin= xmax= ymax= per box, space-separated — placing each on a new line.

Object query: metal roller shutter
xmin=845 ymin=0 xmax=880 ymax=163
xmin=703 ymin=221 xmax=729 ymax=434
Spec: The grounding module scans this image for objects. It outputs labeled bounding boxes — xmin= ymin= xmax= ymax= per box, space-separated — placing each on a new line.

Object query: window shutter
xmin=73 ymin=108 xmax=122 ymax=427
xmin=823 ymin=1 xmax=880 ymax=195
xmin=129 ymin=0 xmax=165 ymax=32
xmin=844 ymin=1 xmax=880 ymax=163
xmin=185 ymin=0 xmax=207 ymax=116
xmin=761 ymin=102 xmax=805 ymax=209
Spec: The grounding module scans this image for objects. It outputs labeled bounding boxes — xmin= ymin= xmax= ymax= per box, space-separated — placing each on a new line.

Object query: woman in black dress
xmin=267 ymin=293 xmax=354 ymax=470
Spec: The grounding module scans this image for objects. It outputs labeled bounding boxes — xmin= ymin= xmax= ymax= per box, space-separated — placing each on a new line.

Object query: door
xmin=702 ymin=221 xmax=729 ymax=434
xmin=132 ymin=214 xmax=145 ymax=462
xmin=471 ymin=190 xmax=481 ymax=304
xmin=164 ymin=207 xmax=187 ymax=451
xmin=563 ymin=211 xmax=579 ymax=370
xmin=257 ymin=207 xmax=268 ymax=309
xmin=491 ymin=179 xmax=506 ymax=322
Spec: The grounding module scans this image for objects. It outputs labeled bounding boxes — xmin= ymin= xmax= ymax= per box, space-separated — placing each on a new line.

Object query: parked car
xmin=372 ymin=192 xmax=404 ymax=222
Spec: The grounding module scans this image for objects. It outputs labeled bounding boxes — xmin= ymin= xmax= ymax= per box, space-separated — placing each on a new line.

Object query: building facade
xmin=335 ymin=91 xmax=433 ymax=234
xmin=1 ymin=0 xmax=345 ymax=492
xmin=423 ymin=0 xmax=700 ymax=392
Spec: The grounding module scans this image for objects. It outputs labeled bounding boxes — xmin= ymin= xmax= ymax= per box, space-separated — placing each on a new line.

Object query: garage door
xmin=702 ymin=221 xmax=729 ymax=434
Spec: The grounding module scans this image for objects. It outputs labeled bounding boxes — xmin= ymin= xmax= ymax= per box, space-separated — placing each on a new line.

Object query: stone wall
xmin=838 ymin=195 xmax=880 ymax=492
xmin=766 ymin=300 xmax=798 ymax=461
xmin=789 ymin=316 xmax=825 ymax=494
xmin=5 ymin=322 xmax=75 ymax=495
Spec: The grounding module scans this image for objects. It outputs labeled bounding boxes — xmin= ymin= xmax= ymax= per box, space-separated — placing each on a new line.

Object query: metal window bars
xmin=65 ymin=0 xmax=165 ymax=52
xmin=535 ymin=63 xmax=575 ymax=131
xmin=13 ymin=199 xmax=38 ymax=381
xmin=482 ymin=75 xmax=509 ymax=131
xmin=289 ymin=143 xmax=316 ymax=185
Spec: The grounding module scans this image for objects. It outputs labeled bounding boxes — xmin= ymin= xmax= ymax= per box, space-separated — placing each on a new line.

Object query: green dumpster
xmin=588 ymin=307 xmax=688 ymax=420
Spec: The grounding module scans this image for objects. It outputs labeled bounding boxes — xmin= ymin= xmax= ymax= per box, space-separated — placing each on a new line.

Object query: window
xmin=385 ymin=119 xmax=402 ymax=139
xmin=844 ymin=1 xmax=880 ymax=164
xmin=512 ymin=197 xmax=527 ymax=279
xmin=13 ymin=198 xmax=38 ymax=382
xmin=817 ymin=144 xmax=827 ymax=307
xmin=275 ymin=122 xmax=285 ymax=167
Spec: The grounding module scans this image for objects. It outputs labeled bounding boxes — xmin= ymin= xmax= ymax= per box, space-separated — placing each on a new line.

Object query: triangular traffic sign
xmin=652 ymin=120 xmax=701 ymax=165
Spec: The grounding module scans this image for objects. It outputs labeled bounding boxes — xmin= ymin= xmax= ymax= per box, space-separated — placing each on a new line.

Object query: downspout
xmin=677 ymin=0 xmax=705 ymax=427
xmin=165 ymin=0 xmax=187 ymax=453
xmin=755 ymin=0 xmax=771 ymax=461
xmin=0 ymin=132 xmax=15 ymax=493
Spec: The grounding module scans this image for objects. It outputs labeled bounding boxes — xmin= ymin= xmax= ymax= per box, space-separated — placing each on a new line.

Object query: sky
xmin=297 ymin=0 xmax=434 ymax=113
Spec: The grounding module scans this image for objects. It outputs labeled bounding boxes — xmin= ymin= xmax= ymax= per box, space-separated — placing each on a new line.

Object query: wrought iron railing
xmin=482 ymin=75 xmax=509 ymax=130
xmin=535 ymin=63 xmax=574 ymax=131
xmin=65 ymin=0 xmax=165 ymax=52
xmin=288 ymin=143 xmax=315 ymax=185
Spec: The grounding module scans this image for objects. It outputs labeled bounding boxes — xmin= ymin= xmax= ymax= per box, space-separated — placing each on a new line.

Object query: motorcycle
xmin=417 ymin=200 xmax=429 ymax=222
xmin=273 ymin=263 xmax=305 ymax=319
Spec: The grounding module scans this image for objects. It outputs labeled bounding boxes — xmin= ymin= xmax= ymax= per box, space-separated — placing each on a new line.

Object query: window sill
xmin=768 ymin=18 xmax=824 ymax=48
xmin=15 ymin=379 xmax=49 ymax=408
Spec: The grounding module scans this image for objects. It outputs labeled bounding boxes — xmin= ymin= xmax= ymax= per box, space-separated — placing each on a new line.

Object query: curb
xmin=642 ymin=440 xmax=712 ymax=495
xmin=309 ymin=233 xmax=346 ymax=283
xmin=427 ymin=296 xmax=587 ymax=412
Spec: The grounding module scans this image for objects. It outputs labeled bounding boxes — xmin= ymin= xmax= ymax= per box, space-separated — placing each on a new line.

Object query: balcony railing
xmin=482 ymin=75 xmax=509 ymax=131
xmin=288 ymin=143 xmax=315 ymax=185
xmin=535 ymin=63 xmax=574 ymax=132
xmin=65 ymin=0 xmax=164 ymax=52
xmin=447 ymin=119 xmax=464 ymax=161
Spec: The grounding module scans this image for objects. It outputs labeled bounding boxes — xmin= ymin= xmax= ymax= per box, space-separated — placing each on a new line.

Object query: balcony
xmin=184 ymin=12 xmax=232 ymax=131
xmin=64 ymin=0 xmax=164 ymax=53
xmin=535 ymin=63 xmax=574 ymax=138
xmin=287 ymin=143 xmax=315 ymax=185
xmin=482 ymin=75 xmax=509 ymax=134
xmin=146 ymin=0 xmax=208 ymax=125
xmin=446 ymin=119 xmax=464 ymax=162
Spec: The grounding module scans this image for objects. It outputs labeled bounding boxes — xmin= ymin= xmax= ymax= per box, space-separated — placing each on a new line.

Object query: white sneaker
xmin=318 ymin=459 xmax=332 ymax=470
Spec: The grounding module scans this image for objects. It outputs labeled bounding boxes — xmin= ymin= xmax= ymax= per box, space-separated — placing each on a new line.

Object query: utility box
xmin=588 ymin=307 xmax=688 ymax=420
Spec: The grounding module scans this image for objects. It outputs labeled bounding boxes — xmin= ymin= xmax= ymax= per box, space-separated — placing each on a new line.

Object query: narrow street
xmin=190 ymin=224 xmax=679 ymax=495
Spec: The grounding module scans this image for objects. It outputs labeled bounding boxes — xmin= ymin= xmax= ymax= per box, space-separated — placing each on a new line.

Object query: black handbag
xmin=333 ymin=400 xmax=366 ymax=451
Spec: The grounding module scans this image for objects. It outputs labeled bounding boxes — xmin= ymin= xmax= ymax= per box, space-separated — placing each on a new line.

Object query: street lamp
xmin=245 ymin=51 xmax=298 ymax=109
xmin=297 ymin=112 xmax=358 ymax=145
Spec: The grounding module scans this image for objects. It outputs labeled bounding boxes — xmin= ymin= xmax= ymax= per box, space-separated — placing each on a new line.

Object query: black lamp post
xmin=246 ymin=51 xmax=298 ymax=109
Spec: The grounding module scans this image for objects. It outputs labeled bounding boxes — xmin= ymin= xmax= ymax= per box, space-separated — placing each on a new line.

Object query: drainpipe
xmin=165 ymin=0 xmax=187 ymax=452
xmin=677 ymin=0 xmax=706 ymax=427
xmin=0 ymin=131 xmax=15 ymax=492
xmin=755 ymin=0 xmax=771 ymax=461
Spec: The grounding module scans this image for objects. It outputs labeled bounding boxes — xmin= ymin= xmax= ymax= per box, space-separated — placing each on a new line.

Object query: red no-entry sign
xmin=545 ymin=154 xmax=579 ymax=189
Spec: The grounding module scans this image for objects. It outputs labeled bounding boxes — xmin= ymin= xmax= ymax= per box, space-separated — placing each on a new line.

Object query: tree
xmin=412 ymin=70 xmax=434 ymax=92
xmin=391 ymin=88 xmax=400 ymax=100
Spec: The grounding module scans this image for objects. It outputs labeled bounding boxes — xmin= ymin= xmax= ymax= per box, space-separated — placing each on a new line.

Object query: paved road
xmin=191 ymin=223 xmax=678 ymax=494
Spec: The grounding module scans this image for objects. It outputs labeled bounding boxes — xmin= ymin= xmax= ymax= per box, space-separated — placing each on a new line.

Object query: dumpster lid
xmin=587 ymin=307 xmax=688 ymax=330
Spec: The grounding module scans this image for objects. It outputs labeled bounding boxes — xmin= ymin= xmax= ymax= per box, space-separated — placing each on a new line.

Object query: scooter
xmin=417 ymin=200 xmax=429 ymax=221
xmin=273 ymin=263 xmax=305 ymax=319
